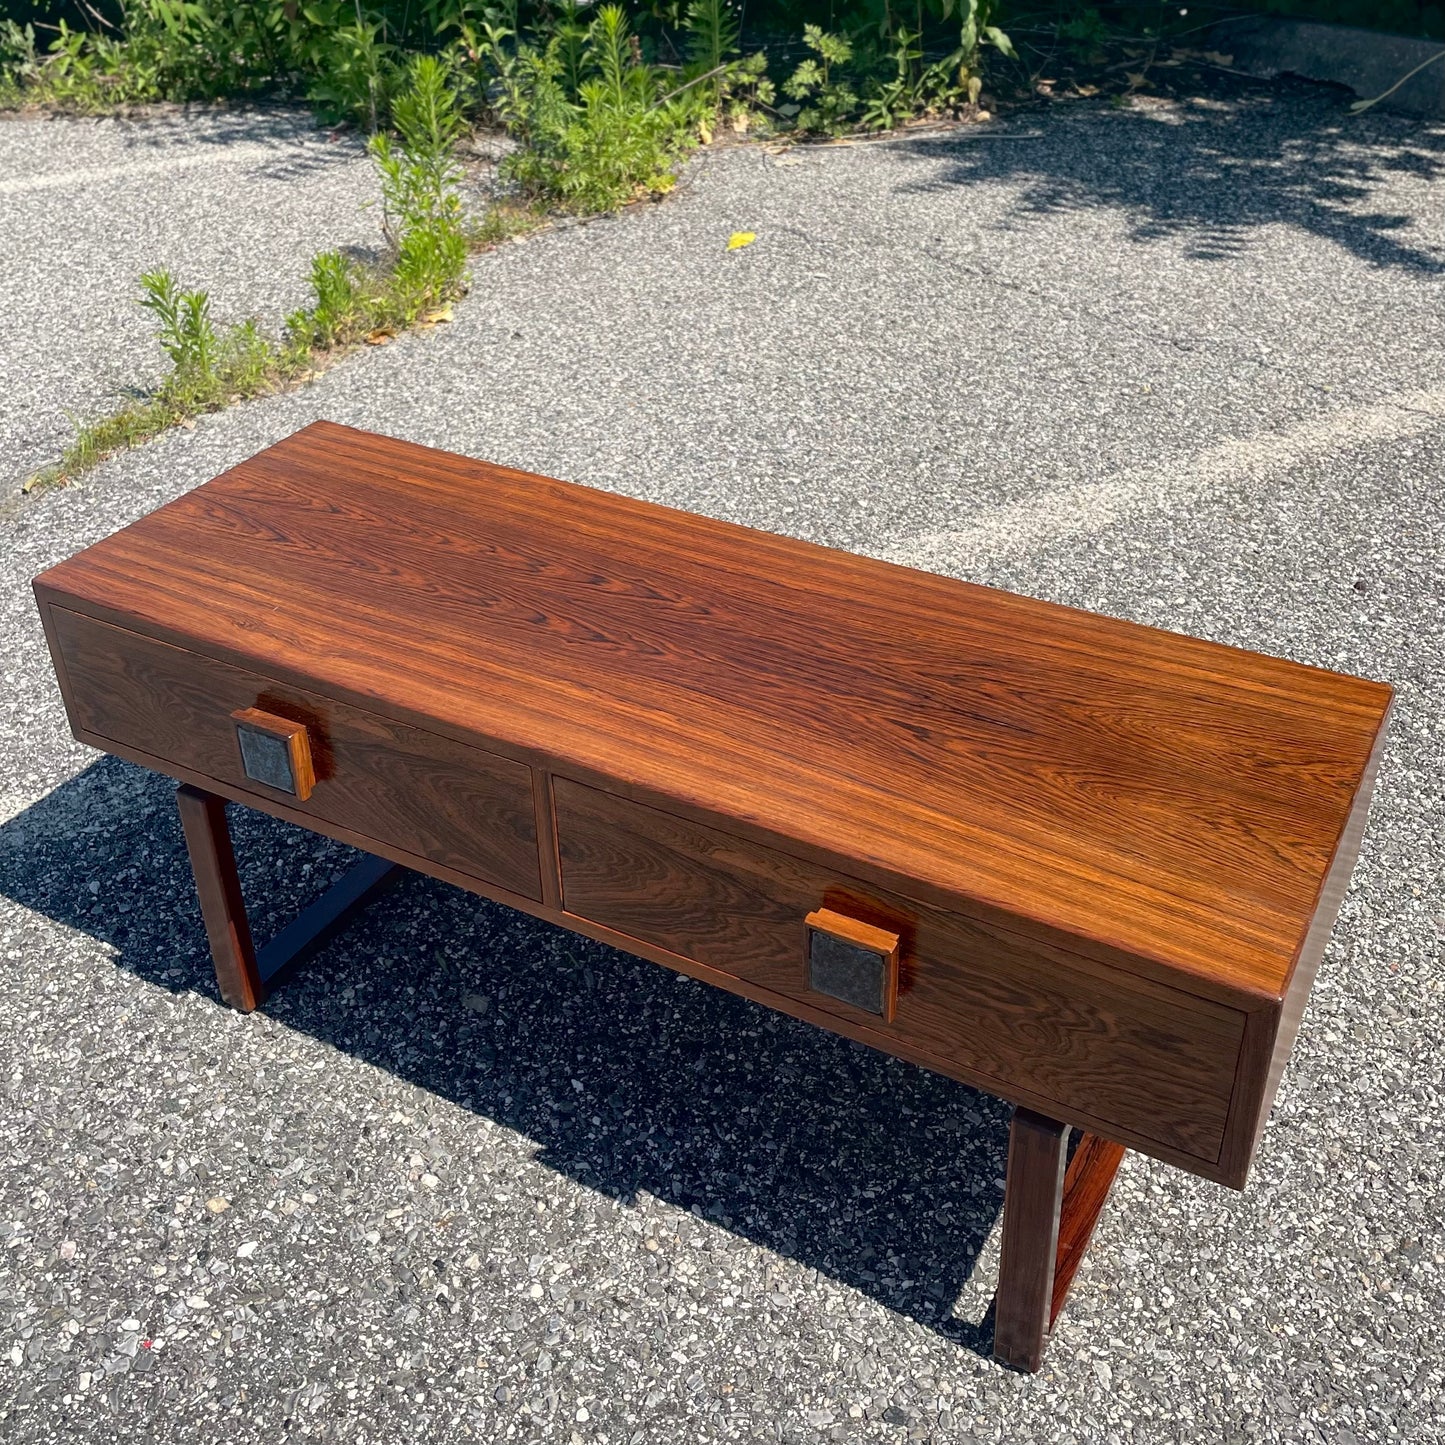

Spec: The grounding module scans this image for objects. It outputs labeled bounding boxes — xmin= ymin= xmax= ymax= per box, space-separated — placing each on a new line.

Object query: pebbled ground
xmin=1 ymin=78 xmax=1443 ymax=1444
xmin=0 ymin=106 xmax=376 ymax=491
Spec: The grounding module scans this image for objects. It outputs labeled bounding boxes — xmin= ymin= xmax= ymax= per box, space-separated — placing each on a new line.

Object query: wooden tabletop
xmin=37 ymin=421 xmax=1392 ymax=1009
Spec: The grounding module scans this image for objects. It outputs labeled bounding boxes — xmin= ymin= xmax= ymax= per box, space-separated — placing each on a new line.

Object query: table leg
xmin=175 ymin=783 xmax=402 ymax=1012
xmin=992 ymin=1107 xmax=1125 ymax=1372
xmin=177 ymin=784 xmax=262 ymax=1011
xmin=1052 ymin=1131 xmax=1127 ymax=1331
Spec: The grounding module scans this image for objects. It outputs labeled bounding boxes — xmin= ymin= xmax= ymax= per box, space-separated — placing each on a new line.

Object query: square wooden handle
xmin=232 ymin=707 xmax=315 ymax=801
xmin=804 ymin=908 xmax=901 ymax=1022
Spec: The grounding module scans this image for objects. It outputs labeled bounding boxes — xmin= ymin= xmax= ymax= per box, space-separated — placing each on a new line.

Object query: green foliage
xmin=679 ymin=0 xmax=774 ymax=135
xmin=684 ymin=0 xmax=738 ymax=110
xmin=137 ymin=268 xmax=295 ymax=407
xmin=862 ymin=26 xmax=925 ymax=131
xmin=368 ymin=53 xmax=470 ymax=310
xmin=32 ymin=55 xmax=499 ymax=493
xmin=390 ymin=217 xmax=469 ymax=315
xmin=11 ymin=17 xmax=160 ymax=108
xmin=918 ymin=0 xmax=1014 ymax=109
xmin=1058 ymin=6 xmax=1109 ymax=52
xmin=294 ymin=54 xmax=475 ymax=343
xmin=371 ymin=54 xmax=466 ymax=240
xmin=717 ymin=50 xmax=775 ymax=133
xmin=0 ymin=20 xmax=41 ymax=97
xmin=3 ymin=0 xmax=1022 ymax=138
xmin=956 ymin=0 xmax=1014 ymax=64
xmin=552 ymin=0 xmax=594 ymax=102
xmin=295 ymin=3 xmax=399 ymax=127
xmin=288 ymin=249 xmax=366 ymax=348
xmin=139 ymin=271 xmax=219 ymax=382
xmin=14 ymin=0 xmax=1041 ymax=494
xmin=783 ymin=25 xmax=858 ymax=135
xmin=492 ymin=5 xmax=690 ymax=213
xmin=686 ymin=0 xmax=740 ymax=75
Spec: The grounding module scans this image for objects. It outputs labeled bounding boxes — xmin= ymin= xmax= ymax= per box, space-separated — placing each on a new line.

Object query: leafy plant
xmin=5 ymin=0 xmax=1025 ymax=144
xmin=719 ymin=50 xmax=775 ymax=135
xmin=684 ymin=0 xmax=738 ymax=111
xmin=139 ymin=270 xmax=219 ymax=381
xmin=137 ymin=268 xmax=294 ymax=403
xmin=302 ymin=9 xmax=398 ymax=128
xmin=452 ymin=0 xmax=515 ymax=85
xmin=552 ymin=0 xmax=595 ymax=103
xmin=0 ymin=20 xmax=40 ymax=93
xmin=952 ymin=0 xmax=1014 ymax=105
xmin=220 ymin=317 xmax=279 ymax=396
xmin=22 ymin=18 xmax=157 ymax=108
xmin=19 ymin=0 xmax=1045 ymax=493
xmin=371 ymin=54 xmax=466 ymax=242
xmin=29 ymin=51 xmax=503 ymax=494
xmin=368 ymin=53 xmax=469 ymax=309
xmin=677 ymin=0 xmax=773 ymax=136
xmin=686 ymin=0 xmax=739 ymax=75
xmin=288 ymin=249 xmax=366 ymax=347
xmin=493 ymin=5 xmax=688 ymax=213
xmin=1059 ymin=6 xmax=1109 ymax=56
xmin=783 ymin=25 xmax=858 ymax=135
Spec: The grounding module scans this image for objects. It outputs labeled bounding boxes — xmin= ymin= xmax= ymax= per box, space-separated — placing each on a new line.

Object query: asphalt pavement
xmin=1 ymin=81 xmax=1443 ymax=1443
xmin=0 ymin=106 xmax=377 ymax=490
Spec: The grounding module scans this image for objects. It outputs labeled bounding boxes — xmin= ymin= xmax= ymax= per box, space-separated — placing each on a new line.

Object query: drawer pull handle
xmin=232 ymin=707 xmax=316 ymax=801
xmin=804 ymin=908 xmax=900 ymax=1021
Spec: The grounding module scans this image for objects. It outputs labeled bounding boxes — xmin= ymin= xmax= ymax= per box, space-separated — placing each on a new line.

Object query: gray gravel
xmin=2 ymin=78 xmax=1444 ymax=1442
xmin=0 ymin=106 xmax=377 ymax=489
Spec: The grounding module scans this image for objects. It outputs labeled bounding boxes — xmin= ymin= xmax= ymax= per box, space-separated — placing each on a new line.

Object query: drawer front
xmin=555 ymin=779 xmax=1245 ymax=1163
xmin=51 ymin=607 xmax=542 ymax=902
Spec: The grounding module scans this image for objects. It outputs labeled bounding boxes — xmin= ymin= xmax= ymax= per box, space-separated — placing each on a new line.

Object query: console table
xmin=33 ymin=422 xmax=1392 ymax=1371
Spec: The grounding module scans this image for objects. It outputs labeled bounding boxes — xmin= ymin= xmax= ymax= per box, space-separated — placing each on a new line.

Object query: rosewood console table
xmin=34 ymin=422 xmax=1392 ymax=1371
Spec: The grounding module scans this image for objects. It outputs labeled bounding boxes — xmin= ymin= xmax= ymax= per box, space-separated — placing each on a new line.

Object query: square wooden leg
xmin=175 ymin=783 xmax=402 ymax=1012
xmin=177 ymin=784 xmax=262 ymax=1011
xmin=992 ymin=1106 xmax=1126 ymax=1372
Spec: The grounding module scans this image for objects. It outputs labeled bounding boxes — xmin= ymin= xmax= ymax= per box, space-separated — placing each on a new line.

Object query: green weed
xmin=784 ymin=26 xmax=858 ymax=135
xmin=0 ymin=20 xmax=40 ymax=103
xmin=27 ymin=55 xmax=500 ymax=493
xmin=492 ymin=4 xmax=690 ymax=213
xmin=15 ymin=0 xmax=1035 ymax=494
xmin=685 ymin=0 xmax=739 ymax=110
xmin=138 ymin=271 xmax=219 ymax=381
xmin=290 ymin=250 xmax=366 ymax=349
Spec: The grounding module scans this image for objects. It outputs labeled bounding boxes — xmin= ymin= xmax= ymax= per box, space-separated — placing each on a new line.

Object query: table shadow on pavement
xmin=893 ymin=79 xmax=1445 ymax=273
xmin=0 ymin=755 xmax=1012 ymax=1354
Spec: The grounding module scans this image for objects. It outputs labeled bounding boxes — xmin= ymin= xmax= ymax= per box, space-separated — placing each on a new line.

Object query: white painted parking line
xmin=890 ymin=388 xmax=1445 ymax=571
xmin=0 ymin=141 xmax=327 ymax=198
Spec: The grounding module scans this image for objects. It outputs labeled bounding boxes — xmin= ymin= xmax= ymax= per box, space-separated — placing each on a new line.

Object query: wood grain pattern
xmin=1051 ymin=1133 xmax=1126 ymax=1328
xmin=33 ymin=421 xmax=1393 ymax=1190
xmin=1260 ymin=709 xmax=1394 ymax=1125
xmin=50 ymin=604 xmax=543 ymax=903
xmin=555 ymin=777 xmax=1245 ymax=1163
xmin=1215 ymin=699 xmax=1394 ymax=1184
xmin=805 ymin=908 xmax=901 ymax=957
xmin=61 ymin=711 xmax=1250 ymax=1183
xmin=994 ymin=1109 xmax=1069 ymax=1372
xmin=33 ymin=420 xmax=1394 ymax=1014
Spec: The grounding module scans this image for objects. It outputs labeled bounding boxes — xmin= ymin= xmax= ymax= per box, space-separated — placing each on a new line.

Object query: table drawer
xmin=49 ymin=607 xmax=543 ymax=902
xmin=554 ymin=778 xmax=1246 ymax=1164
